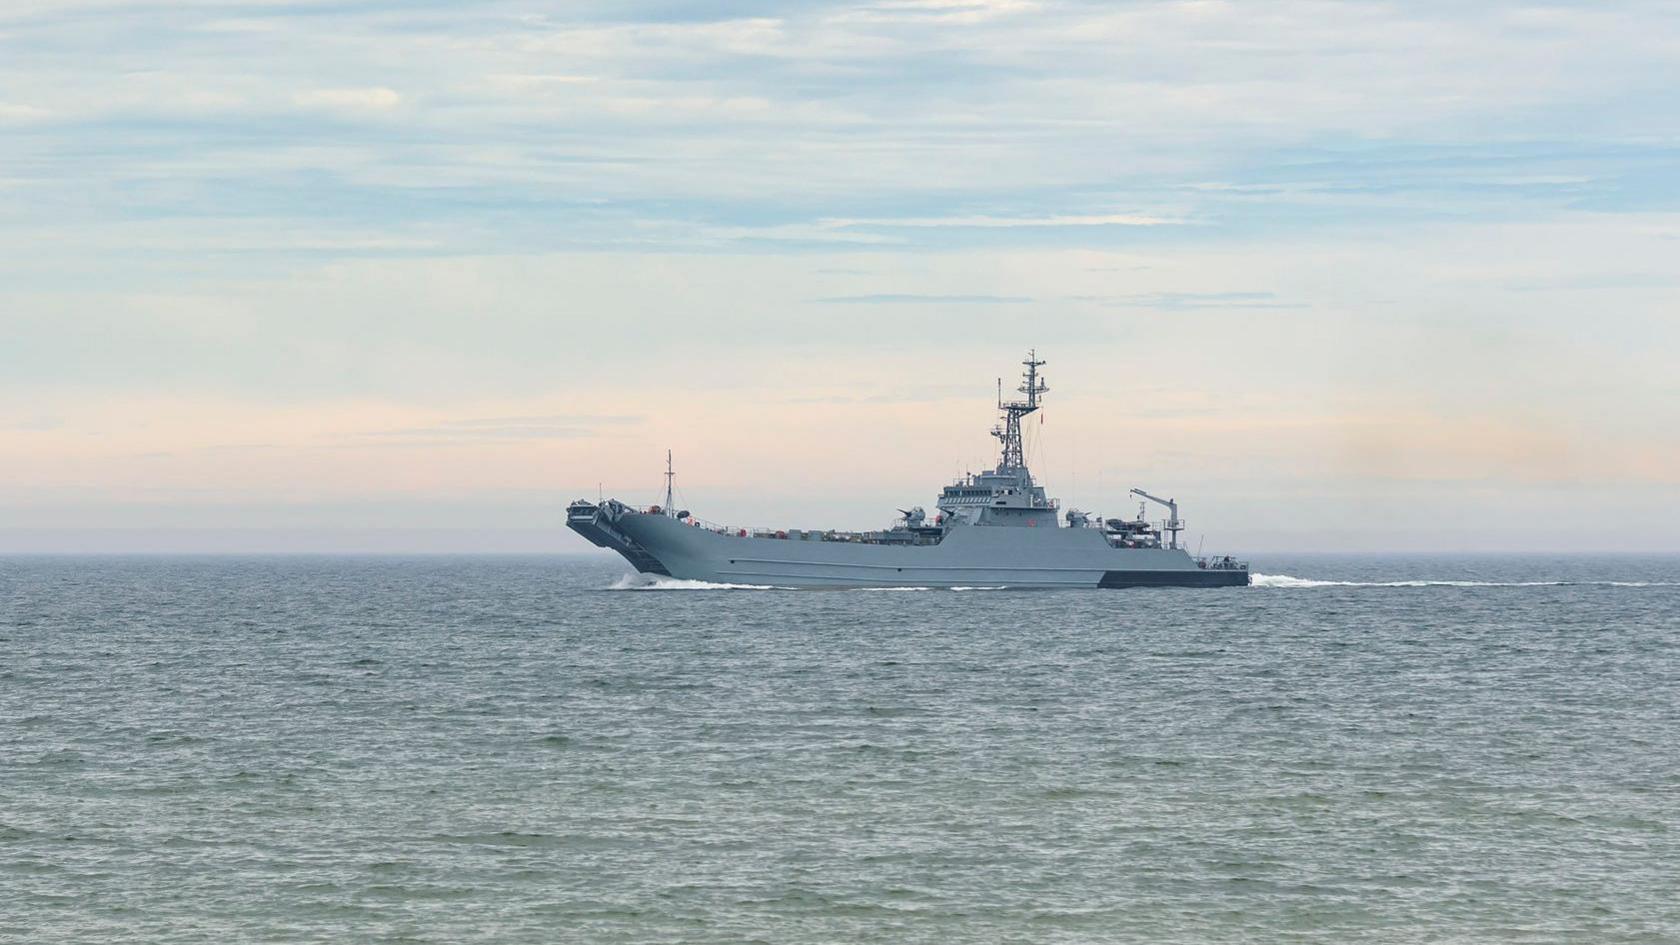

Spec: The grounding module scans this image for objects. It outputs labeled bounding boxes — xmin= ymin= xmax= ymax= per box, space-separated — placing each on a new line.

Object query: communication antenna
xmin=663 ymin=450 xmax=675 ymax=516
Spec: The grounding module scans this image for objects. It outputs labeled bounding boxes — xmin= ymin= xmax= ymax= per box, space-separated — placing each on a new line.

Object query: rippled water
xmin=4 ymin=554 xmax=1678 ymax=943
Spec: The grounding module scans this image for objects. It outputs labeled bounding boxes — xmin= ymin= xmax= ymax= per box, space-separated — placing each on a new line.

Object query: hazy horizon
xmin=4 ymin=1 xmax=1678 ymax=554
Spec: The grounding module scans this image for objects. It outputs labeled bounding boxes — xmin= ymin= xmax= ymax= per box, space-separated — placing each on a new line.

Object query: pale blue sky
xmin=3 ymin=0 xmax=1678 ymax=551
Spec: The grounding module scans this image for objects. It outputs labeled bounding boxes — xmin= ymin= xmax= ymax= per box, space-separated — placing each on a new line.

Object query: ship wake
xmin=608 ymin=574 xmax=784 ymax=591
xmin=1252 ymin=574 xmax=1678 ymax=589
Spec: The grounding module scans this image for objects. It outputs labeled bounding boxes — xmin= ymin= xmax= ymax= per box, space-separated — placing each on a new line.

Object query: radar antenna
xmin=991 ymin=350 xmax=1047 ymax=473
xmin=1130 ymin=487 xmax=1183 ymax=550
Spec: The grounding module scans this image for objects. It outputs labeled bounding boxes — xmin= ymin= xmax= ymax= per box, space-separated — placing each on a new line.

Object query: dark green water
xmin=3 ymin=554 xmax=1677 ymax=943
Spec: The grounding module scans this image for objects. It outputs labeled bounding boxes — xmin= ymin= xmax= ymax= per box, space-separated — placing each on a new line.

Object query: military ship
xmin=568 ymin=352 xmax=1248 ymax=588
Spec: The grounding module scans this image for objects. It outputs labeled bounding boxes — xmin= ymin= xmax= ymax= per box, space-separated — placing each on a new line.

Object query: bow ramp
xmin=566 ymin=499 xmax=671 ymax=576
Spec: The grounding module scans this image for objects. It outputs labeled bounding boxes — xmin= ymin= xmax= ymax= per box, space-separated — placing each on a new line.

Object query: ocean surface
xmin=3 ymin=553 xmax=1678 ymax=944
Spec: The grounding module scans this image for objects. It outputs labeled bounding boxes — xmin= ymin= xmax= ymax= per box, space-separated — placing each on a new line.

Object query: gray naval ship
xmin=569 ymin=352 xmax=1248 ymax=588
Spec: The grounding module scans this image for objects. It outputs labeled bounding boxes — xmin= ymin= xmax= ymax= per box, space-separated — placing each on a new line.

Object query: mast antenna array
xmin=992 ymin=349 xmax=1048 ymax=472
xmin=663 ymin=449 xmax=676 ymax=517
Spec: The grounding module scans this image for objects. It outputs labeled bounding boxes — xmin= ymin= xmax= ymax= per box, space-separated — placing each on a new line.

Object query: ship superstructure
xmin=568 ymin=352 xmax=1248 ymax=588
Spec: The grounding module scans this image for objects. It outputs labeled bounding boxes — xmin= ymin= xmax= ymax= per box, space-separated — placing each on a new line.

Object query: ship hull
xmin=572 ymin=506 xmax=1247 ymax=588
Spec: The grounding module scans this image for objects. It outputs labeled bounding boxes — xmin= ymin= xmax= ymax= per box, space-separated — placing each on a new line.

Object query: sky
xmin=2 ymin=0 xmax=1678 ymax=553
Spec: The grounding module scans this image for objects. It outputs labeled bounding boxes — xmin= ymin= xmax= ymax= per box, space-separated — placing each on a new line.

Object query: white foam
xmin=1251 ymin=574 xmax=1679 ymax=589
xmin=607 ymin=574 xmax=781 ymax=591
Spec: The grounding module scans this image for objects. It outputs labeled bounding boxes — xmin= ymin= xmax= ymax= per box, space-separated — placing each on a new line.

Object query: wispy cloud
xmin=838 ymin=0 xmax=1041 ymax=24
xmin=815 ymin=293 xmax=1031 ymax=304
xmin=1504 ymin=273 xmax=1680 ymax=292
xmin=354 ymin=415 xmax=642 ymax=443
xmin=292 ymin=87 xmax=402 ymax=111
xmin=1069 ymin=292 xmax=1303 ymax=310
xmin=823 ymin=214 xmax=1184 ymax=229
xmin=0 ymin=102 xmax=50 ymax=123
xmin=4 ymin=0 xmax=1676 ymax=262
xmin=4 ymin=416 xmax=63 ymax=431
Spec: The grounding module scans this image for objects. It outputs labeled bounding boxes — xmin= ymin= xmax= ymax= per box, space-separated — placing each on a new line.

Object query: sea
xmin=3 ymin=553 xmax=1677 ymax=944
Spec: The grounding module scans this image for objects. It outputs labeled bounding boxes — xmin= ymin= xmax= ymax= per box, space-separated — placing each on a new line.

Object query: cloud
xmin=5 ymin=0 xmax=1677 ymax=262
xmin=292 ymin=87 xmax=401 ymax=111
xmin=5 ymin=416 xmax=64 ymax=431
xmin=838 ymin=0 xmax=1041 ymax=24
xmin=823 ymin=213 xmax=1185 ymax=229
xmin=1504 ymin=273 xmax=1680 ymax=292
xmin=1068 ymin=292 xmax=1303 ymax=310
xmin=815 ymin=293 xmax=1031 ymax=304
xmin=353 ymin=415 xmax=643 ymax=443
xmin=0 ymin=102 xmax=51 ymax=123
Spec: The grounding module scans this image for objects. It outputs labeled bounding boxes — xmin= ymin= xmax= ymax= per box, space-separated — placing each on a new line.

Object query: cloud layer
xmin=2 ymin=0 xmax=1678 ymax=550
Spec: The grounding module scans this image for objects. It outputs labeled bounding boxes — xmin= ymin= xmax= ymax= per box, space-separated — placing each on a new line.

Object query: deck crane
xmin=1129 ymin=488 xmax=1184 ymax=550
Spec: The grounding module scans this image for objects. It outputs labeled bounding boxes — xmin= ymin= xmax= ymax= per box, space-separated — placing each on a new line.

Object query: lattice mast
xmin=992 ymin=350 xmax=1047 ymax=472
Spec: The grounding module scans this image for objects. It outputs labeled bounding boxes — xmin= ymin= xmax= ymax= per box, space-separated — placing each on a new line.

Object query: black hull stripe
xmin=1099 ymin=569 xmax=1249 ymax=588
